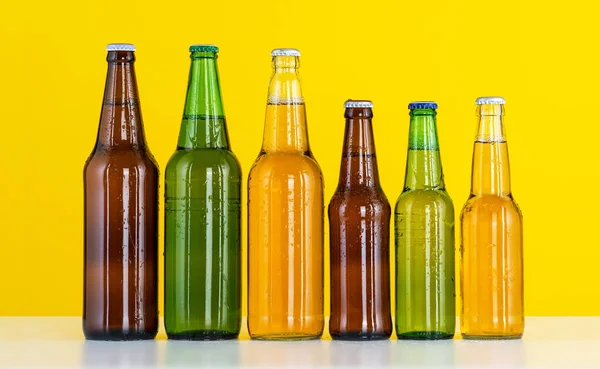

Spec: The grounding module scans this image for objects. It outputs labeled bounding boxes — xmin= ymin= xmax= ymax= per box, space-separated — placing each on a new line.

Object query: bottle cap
xmin=344 ymin=100 xmax=373 ymax=109
xmin=475 ymin=96 xmax=506 ymax=105
xmin=408 ymin=101 xmax=438 ymax=110
xmin=189 ymin=44 xmax=219 ymax=53
xmin=271 ymin=48 xmax=301 ymax=57
xmin=106 ymin=43 xmax=136 ymax=52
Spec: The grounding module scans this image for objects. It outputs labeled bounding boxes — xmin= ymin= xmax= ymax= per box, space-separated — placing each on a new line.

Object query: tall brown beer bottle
xmin=83 ymin=44 xmax=159 ymax=340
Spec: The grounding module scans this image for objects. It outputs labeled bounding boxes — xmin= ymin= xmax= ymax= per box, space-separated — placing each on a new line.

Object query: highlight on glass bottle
xmin=460 ymin=96 xmax=524 ymax=340
xmin=247 ymin=48 xmax=324 ymax=340
xmin=164 ymin=45 xmax=242 ymax=340
xmin=83 ymin=44 xmax=159 ymax=340
xmin=329 ymin=100 xmax=392 ymax=340
xmin=395 ymin=101 xmax=455 ymax=340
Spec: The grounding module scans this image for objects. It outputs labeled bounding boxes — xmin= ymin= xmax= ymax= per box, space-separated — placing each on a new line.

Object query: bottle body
xmin=395 ymin=187 xmax=455 ymax=339
xmin=248 ymin=147 xmax=324 ymax=339
xmin=164 ymin=46 xmax=242 ymax=340
xmin=328 ymin=102 xmax=392 ymax=340
xmin=395 ymin=104 xmax=455 ymax=339
xmin=84 ymin=152 xmax=159 ymax=340
xmin=83 ymin=46 xmax=158 ymax=340
xmin=164 ymin=149 xmax=241 ymax=339
xmin=460 ymin=191 xmax=523 ymax=339
xmin=248 ymin=51 xmax=324 ymax=340
xmin=329 ymin=192 xmax=392 ymax=340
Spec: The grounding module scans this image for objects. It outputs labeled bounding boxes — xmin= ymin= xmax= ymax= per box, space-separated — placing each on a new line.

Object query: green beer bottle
xmin=164 ymin=45 xmax=242 ymax=340
xmin=395 ymin=102 xmax=455 ymax=340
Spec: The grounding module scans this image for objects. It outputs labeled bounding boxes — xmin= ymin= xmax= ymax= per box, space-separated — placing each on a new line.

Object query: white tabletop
xmin=0 ymin=317 xmax=598 ymax=368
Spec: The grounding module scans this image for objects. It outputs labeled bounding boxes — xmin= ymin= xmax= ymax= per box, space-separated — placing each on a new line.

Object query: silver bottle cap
xmin=106 ymin=43 xmax=136 ymax=52
xmin=344 ymin=100 xmax=373 ymax=109
xmin=475 ymin=96 xmax=505 ymax=105
xmin=271 ymin=48 xmax=301 ymax=57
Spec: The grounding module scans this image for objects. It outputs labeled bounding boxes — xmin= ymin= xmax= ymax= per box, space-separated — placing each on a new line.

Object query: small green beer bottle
xmin=395 ymin=102 xmax=455 ymax=340
xmin=164 ymin=45 xmax=242 ymax=340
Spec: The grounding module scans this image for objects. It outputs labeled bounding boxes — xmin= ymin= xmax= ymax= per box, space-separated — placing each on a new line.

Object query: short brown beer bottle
xmin=328 ymin=100 xmax=392 ymax=340
xmin=83 ymin=44 xmax=159 ymax=340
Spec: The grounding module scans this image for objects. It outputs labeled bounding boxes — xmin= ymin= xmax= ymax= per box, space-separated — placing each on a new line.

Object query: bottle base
xmin=330 ymin=331 xmax=391 ymax=341
xmin=250 ymin=333 xmax=321 ymax=341
xmin=84 ymin=329 xmax=157 ymax=341
xmin=461 ymin=333 xmax=523 ymax=340
xmin=167 ymin=330 xmax=239 ymax=341
xmin=396 ymin=331 xmax=454 ymax=340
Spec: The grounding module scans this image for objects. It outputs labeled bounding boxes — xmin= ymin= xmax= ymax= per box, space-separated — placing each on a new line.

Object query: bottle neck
xmin=178 ymin=52 xmax=229 ymax=150
xmin=471 ymin=104 xmax=511 ymax=196
xmin=403 ymin=110 xmax=444 ymax=190
xmin=261 ymin=56 xmax=310 ymax=153
xmin=96 ymin=51 xmax=146 ymax=150
xmin=337 ymin=108 xmax=380 ymax=189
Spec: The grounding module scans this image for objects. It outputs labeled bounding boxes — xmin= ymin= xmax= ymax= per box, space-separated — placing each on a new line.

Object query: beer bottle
xmin=83 ymin=44 xmax=159 ymax=340
xmin=329 ymin=100 xmax=392 ymax=340
xmin=460 ymin=97 xmax=524 ymax=339
xmin=395 ymin=102 xmax=455 ymax=340
xmin=247 ymin=48 xmax=324 ymax=340
xmin=164 ymin=45 xmax=242 ymax=340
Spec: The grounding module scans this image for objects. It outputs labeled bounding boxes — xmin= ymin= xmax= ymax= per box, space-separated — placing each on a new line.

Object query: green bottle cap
xmin=189 ymin=44 xmax=219 ymax=53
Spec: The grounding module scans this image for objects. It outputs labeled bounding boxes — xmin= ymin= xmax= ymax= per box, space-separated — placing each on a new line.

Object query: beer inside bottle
xmin=460 ymin=97 xmax=524 ymax=340
xmin=329 ymin=100 xmax=392 ymax=340
xmin=247 ymin=48 xmax=324 ymax=340
xmin=164 ymin=45 xmax=242 ymax=340
xmin=83 ymin=44 xmax=159 ymax=340
xmin=395 ymin=102 xmax=455 ymax=340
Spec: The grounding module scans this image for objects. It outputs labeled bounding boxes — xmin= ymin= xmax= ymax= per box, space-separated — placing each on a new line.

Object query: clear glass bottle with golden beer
xmin=247 ymin=48 xmax=324 ymax=340
xmin=460 ymin=97 xmax=524 ymax=339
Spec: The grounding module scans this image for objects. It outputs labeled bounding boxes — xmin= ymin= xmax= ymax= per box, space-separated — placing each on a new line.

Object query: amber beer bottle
xmin=329 ymin=100 xmax=392 ymax=340
xmin=83 ymin=44 xmax=159 ymax=340
xmin=247 ymin=48 xmax=324 ymax=340
xmin=460 ymin=97 xmax=523 ymax=339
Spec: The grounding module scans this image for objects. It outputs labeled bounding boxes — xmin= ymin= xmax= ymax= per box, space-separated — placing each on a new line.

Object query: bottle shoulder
xmin=330 ymin=187 xmax=389 ymax=205
xmin=461 ymin=194 xmax=522 ymax=216
xmin=328 ymin=191 xmax=391 ymax=215
xmin=395 ymin=189 xmax=454 ymax=211
xmin=85 ymin=149 xmax=159 ymax=172
xmin=249 ymin=152 xmax=322 ymax=178
xmin=166 ymin=148 xmax=241 ymax=174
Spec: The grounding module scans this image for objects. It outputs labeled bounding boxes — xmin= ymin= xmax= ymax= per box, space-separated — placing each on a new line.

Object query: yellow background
xmin=0 ymin=0 xmax=598 ymax=316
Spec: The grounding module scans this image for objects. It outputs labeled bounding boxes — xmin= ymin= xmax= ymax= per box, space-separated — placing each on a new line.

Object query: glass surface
xmin=460 ymin=103 xmax=524 ymax=339
xmin=247 ymin=54 xmax=324 ymax=340
xmin=328 ymin=104 xmax=392 ymax=340
xmin=83 ymin=50 xmax=159 ymax=341
xmin=395 ymin=108 xmax=455 ymax=340
xmin=164 ymin=50 xmax=242 ymax=340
